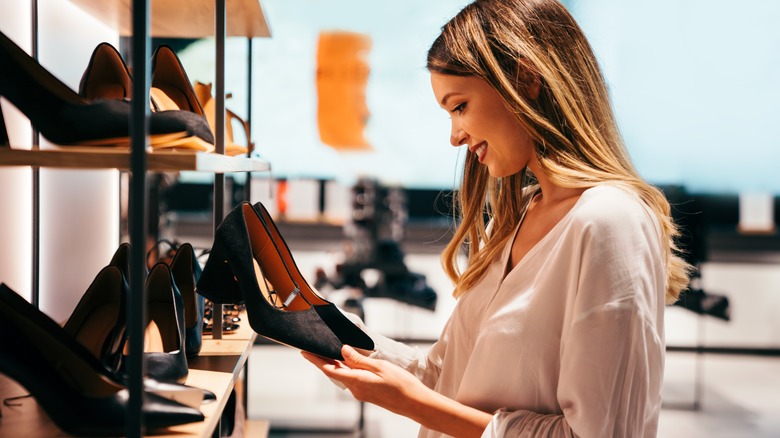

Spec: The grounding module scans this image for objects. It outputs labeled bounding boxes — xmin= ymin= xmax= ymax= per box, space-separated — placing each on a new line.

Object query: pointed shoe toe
xmin=196 ymin=203 xmax=346 ymax=360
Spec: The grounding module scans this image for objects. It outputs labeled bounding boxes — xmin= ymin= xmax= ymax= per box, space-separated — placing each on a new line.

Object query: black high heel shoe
xmin=79 ymin=42 xmax=134 ymax=102
xmin=63 ymin=254 xmax=213 ymax=405
xmin=252 ymin=201 xmax=374 ymax=350
xmin=0 ymin=283 xmax=204 ymax=435
xmin=197 ymin=202 xmax=355 ymax=359
xmin=0 ymin=32 xmax=212 ymax=147
xmin=1 ymin=96 xmax=10 ymax=147
xmin=119 ymin=262 xmax=190 ymax=384
xmin=74 ymin=40 xmax=214 ymax=150
xmin=147 ymin=45 xmax=215 ymax=152
xmin=62 ymin=264 xmax=127 ymax=371
xmin=151 ymin=45 xmax=206 ymax=116
xmin=114 ymin=242 xmax=202 ymax=375
xmin=148 ymin=240 xmax=205 ymax=358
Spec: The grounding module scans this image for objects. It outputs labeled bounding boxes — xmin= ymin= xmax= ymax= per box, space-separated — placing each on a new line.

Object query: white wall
xmin=0 ymin=0 xmax=120 ymax=322
xmin=572 ymin=0 xmax=780 ymax=194
xmin=0 ymin=0 xmax=34 ymax=300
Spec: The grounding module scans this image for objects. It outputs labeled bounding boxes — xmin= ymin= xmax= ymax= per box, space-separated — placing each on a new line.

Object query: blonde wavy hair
xmin=428 ymin=0 xmax=690 ymax=304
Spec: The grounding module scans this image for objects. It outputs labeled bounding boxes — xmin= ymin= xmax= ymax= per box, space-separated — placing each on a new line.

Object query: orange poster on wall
xmin=316 ymin=31 xmax=372 ymax=151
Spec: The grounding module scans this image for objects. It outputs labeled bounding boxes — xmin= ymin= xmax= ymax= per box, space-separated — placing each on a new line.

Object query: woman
xmin=304 ymin=0 xmax=691 ymax=436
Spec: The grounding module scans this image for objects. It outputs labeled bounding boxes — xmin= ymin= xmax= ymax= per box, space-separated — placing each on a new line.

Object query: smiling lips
xmin=471 ymin=142 xmax=487 ymax=163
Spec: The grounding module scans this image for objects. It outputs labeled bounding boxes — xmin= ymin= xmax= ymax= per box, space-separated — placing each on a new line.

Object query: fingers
xmin=300 ymin=351 xmax=335 ymax=368
xmin=302 ymin=347 xmax=382 ymax=384
xmin=341 ymin=345 xmax=382 ymax=372
xmin=352 ymin=346 xmax=374 ymax=357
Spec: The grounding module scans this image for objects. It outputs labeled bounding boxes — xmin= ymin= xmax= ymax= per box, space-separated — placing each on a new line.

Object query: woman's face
xmin=430 ymin=73 xmax=535 ymax=178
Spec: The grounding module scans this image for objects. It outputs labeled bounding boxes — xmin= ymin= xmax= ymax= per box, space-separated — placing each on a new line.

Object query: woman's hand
xmin=303 ymin=345 xmax=493 ymax=437
xmin=301 ymin=344 xmax=430 ymax=417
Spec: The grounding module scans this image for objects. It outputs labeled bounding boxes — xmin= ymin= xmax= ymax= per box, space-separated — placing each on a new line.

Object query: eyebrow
xmin=440 ymin=92 xmax=462 ymax=107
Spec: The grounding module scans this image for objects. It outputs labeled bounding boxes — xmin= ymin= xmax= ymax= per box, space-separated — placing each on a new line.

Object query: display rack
xmin=0 ymin=148 xmax=271 ymax=172
xmin=0 ymin=313 xmax=261 ymax=438
xmin=0 ymin=0 xmax=270 ymax=436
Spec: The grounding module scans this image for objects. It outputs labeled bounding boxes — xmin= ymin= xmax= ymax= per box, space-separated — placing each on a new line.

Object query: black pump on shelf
xmin=323 ymin=178 xmax=438 ymax=311
xmin=0 ymin=31 xmax=212 ymax=148
xmin=673 ymin=285 xmax=730 ymax=321
xmin=660 ymin=184 xmax=732 ymax=321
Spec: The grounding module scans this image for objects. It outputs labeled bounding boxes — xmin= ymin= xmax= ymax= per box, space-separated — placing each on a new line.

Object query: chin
xmin=487 ymin=166 xmax=523 ymax=179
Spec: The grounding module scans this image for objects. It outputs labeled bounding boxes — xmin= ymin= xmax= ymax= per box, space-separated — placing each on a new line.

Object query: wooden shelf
xmin=0 ymin=312 xmax=258 ymax=438
xmin=0 ymin=147 xmax=271 ymax=172
xmin=67 ymin=0 xmax=271 ymax=38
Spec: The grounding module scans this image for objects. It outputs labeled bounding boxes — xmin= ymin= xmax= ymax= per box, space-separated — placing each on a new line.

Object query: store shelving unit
xmin=0 ymin=147 xmax=271 ymax=172
xmin=0 ymin=315 xmax=260 ymax=437
xmin=0 ymin=0 xmax=270 ymax=436
xmin=68 ymin=0 xmax=270 ymax=38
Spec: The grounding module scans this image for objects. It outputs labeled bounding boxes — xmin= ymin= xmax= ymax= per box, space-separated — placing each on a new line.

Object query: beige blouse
xmin=370 ymin=185 xmax=667 ymax=437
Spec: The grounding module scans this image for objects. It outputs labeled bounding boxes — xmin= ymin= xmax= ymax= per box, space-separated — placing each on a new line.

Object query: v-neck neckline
xmin=499 ymin=186 xmax=593 ymax=283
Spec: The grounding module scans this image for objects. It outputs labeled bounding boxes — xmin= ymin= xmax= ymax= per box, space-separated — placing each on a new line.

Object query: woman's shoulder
xmin=571 ymin=184 xmax=657 ymax=232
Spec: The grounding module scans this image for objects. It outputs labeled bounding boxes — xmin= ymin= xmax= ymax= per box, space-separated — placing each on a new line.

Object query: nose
xmin=450 ymin=124 xmax=467 ymax=147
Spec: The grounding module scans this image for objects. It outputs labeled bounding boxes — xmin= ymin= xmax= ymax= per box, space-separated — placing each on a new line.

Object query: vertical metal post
xmin=241 ymin=35 xmax=254 ymax=421
xmin=242 ymin=37 xmax=253 ymax=201
xmin=31 ymin=0 xmax=40 ymax=308
xmin=693 ymin=314 xmax=705 ymax=411
xmin=128 ymin=0 xmax=151 ymax=435
xmin=212 ymin=0 xmax=227 ymax=339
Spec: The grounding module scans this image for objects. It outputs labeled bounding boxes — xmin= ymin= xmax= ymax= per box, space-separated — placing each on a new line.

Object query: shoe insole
xmin=256 ymin=205 xmax=329 ymax=306
xmin=69 ymin=302 xmax=120 ymax=360
xmin=122 ymin=319 xmax=167 ymax=355
xmin=148 ymin=307 xmax=179 ymax=353
xmin=248 ymin=212 xmax=308 ymax=311
xmin=120 ymin=311 xmax=177 ymax=355
xmin=254 ymin=257 xmax=282 ymax=308
xmin=85 ymin=83 xmax=127 ymax=101
xmin=151 ymin=134 xmax=214 ymax=152
xmin=151 ymin=85 xmax=195 ymax=113
xmin=65 ymin=131 xmax=188 ymax=147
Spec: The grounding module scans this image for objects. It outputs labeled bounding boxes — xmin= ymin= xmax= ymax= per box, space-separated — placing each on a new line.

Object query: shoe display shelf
xmin=0 ymin=146 xmax=271 ymax=172
xmin=0 ymin=0 xmax=270 ymax=436
xmin=0 ymin=312 xmax=262 ymax=437
xmin=0 ymin=0 xmax=271 ymax=172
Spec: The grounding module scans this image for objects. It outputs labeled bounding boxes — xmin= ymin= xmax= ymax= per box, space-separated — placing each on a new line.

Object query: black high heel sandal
xmin=0 ymin=283 xmax=204 ymax=435
xmin=252 ymin=201 xmax=374 ymax=350
xmin=0 ymin=32 xmax=212 ymax=147
xmin=197 ymin=202 xmax=357 ymax=359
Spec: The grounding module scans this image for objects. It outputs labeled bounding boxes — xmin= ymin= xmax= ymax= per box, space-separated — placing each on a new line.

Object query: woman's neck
xmin=527 ymin=160 xmax=585 ymax=208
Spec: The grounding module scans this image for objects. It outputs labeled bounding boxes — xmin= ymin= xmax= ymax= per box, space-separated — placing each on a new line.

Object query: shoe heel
xmin=196 ymin=236 xmax=243 ymax=304
xmin=0 ymin=103 xmax=9 ymax=147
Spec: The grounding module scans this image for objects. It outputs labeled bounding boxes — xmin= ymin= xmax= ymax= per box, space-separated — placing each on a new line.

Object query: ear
xmin=525 ymin=74 xmax=541 ymax=100
xmin=516 ymin=60 xmax=541 ymax=100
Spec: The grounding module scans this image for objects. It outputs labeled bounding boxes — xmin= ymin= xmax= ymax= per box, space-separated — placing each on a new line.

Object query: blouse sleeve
xmin=370 ymin=332 xmax=445 ymax=390
xmin=482 ymin=195 xmax=666 ymax=437
xmin=342 ymin=310 xmax=446 ymax=389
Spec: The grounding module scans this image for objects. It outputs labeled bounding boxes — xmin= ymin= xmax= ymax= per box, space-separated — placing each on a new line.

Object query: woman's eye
xmin=452 ymin=102 xmax=466 ymax=114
